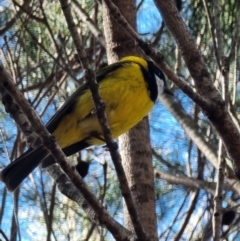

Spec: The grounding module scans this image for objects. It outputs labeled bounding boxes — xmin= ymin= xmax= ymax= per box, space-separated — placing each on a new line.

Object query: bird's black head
xmin=147 ymin=61 xmax=173 ymax=98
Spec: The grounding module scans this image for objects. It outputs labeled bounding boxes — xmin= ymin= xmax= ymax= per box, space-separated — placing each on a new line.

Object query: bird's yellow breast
xmin=53 ymin=62 xmax=154 ymax=148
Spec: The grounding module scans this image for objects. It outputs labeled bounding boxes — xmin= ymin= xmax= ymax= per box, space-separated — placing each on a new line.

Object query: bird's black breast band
xmin=140 ymin=63 xmax=158 ymax=102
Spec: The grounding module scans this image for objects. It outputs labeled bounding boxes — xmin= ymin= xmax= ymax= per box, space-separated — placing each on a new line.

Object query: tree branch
xmin=153 ymin=0 xmax=240 ymax=179
xmin=58 ymin=0 xmax=148 ymax=239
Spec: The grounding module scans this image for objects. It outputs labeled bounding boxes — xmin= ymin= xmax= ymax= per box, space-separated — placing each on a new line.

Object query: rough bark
xmin=102 ymin=0 xmax=158 ymax=239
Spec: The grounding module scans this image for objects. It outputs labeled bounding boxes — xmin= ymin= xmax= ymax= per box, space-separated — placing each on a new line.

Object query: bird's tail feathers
xmin=0 ymin=145 xmax=49 ymax=192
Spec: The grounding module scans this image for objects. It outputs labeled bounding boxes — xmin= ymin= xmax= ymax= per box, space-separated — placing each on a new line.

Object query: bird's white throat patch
xmin=155 ymin=75 xmax=164 ymax=95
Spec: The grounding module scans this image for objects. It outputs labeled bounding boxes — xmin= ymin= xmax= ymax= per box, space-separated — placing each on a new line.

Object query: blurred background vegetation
xmin=0 ymin=0 xmax=239 ymax=240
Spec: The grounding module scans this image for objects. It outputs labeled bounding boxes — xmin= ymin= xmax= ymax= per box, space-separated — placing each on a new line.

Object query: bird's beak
xmin=164 ymin=87 xmax=174 ymax=96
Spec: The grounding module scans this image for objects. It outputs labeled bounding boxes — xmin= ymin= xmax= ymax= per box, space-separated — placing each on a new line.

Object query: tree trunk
xmin=101 ymin=0 xmax=158 ymax=239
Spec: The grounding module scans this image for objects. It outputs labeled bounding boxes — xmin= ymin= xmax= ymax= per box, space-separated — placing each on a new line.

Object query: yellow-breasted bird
xmin=0 ymin=56 xmax=172 ymax=191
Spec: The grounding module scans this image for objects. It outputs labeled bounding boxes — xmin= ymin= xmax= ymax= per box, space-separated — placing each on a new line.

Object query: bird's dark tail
xmin=0 ymin=145 xmax=49 ymax=192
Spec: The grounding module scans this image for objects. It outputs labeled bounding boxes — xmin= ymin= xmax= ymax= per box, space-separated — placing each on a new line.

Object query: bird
xmin=0 ymin=56 xmax=172 ymax=192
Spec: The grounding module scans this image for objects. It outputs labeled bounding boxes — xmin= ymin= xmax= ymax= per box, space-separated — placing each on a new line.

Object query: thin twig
xmin=213 ymin=0 xmax=224 ymax=66
xmin=202 ymin=0 xmax=221 ymax=69
xmin=174 ymin=190 xmax=199 ymax=241
xmin=212 ymin=140 xmax=225 ymax=240
xmin=72 ymin=0 xmax=105 ymax=47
